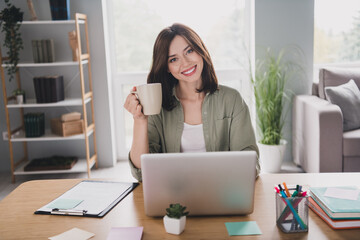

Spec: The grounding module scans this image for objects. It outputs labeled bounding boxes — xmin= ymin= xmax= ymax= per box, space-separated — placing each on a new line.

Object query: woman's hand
xmin=124 ymin=87 xmax=147 ymax=120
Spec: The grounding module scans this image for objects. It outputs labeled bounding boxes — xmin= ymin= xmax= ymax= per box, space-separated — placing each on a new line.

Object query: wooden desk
xmin=0 ymin=173 xmax=359 ymax=239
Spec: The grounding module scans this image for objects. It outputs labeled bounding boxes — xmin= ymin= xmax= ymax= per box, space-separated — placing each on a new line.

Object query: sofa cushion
xmin=319 ymin=68 xmax=360 ymax=99
xmin=325 ymin=79 xmax=360 ymax=131
xmin=343 ymin=128 xmax=360 ymax=157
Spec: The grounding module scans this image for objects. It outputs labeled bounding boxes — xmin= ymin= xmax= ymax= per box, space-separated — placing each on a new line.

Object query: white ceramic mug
xmin=131 ymin=83 xmax=162 ymax=115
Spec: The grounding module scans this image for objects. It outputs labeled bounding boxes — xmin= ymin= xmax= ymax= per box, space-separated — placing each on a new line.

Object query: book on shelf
xmin=31 ymin=39 xmax=55 ymax=63
xmin=46 ymin=39 xmax=55 ymax=63
xmin=24 ymin=113 xmax=45 ymax=138
xmin=49 ymin=75 xmax=65 ymax=102
xmin=31 ymin=40 xmax=39 ymax=63
xmin=309 ymin=187 xmax=360 ymax=219
xmin=36 ymin=40 xmax=43 ymax=63
xmin=309 ymin=197 xmax=360 ymax=229
xmin=50 ymin=0 xmax=70 ymax=20
xmin=33 ymin=75 xmax=64 ymax=103
xmin=41 ymin=39 xmax=48 ymax=62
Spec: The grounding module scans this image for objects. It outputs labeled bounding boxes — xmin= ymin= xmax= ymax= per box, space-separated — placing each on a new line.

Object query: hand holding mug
xmin=124 ymin=83 xmax=162 ymax=118
xmin=124 ymin=86 xmax=145 ymax=119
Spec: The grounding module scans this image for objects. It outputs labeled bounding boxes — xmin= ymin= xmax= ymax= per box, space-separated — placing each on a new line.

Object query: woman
xmin=124 ymin=23 xmax=260 ymax=181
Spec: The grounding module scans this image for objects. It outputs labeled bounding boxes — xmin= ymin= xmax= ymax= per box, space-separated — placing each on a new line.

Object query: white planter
xmin=16 ymin=95 xmax=23 ymax=104
xmin=258 ymin=139 xmax=287 ymax=173
xmin=163 ymin=215 xmax=186 ymax=235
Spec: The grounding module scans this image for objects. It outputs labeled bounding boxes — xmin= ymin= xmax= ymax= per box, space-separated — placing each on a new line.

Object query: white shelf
xmin=21 ymin=20 xmax=85 ymax=25
xmin=7 ymin=98 xmax=91 ymax=108
xmin=9 ymin=129 xmax=94 ymax=142
xmin=14 ymin=158 xmax=94 ymax=175
xmin=1 ymin=60 xmax=88 ymax=67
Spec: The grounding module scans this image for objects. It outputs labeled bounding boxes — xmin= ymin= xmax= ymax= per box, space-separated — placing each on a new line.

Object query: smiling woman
xmin=106 ymin=0 xmax=253 ymax=159
xmin=123 ymin=23 xmax=259 ymax=181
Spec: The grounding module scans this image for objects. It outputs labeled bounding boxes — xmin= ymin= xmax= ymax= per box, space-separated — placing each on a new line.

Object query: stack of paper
xmin=309 ymin=187 xmax=360 ymax=229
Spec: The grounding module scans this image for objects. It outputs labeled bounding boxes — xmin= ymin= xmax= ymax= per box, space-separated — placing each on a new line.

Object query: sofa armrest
xmin=293 ymin=95 xmax=343 ymax=172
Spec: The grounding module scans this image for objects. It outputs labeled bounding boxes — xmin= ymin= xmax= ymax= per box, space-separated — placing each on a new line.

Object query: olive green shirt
xmin=129 ymin=85 xmax=260 ymax=181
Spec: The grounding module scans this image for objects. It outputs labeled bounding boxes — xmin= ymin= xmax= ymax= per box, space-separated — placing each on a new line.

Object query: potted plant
xmin=163 ymin=203 xmax=189 ymax=235
xmin=13 ymin=88 xmax=25 ymax=104
xmin=251 ymin=47 xmax=304 ymax=173
xmin=0 ymin=0 xmax=24 ymax=82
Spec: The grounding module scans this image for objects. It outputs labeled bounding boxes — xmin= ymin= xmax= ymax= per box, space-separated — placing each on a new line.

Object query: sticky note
xmin=48 ymin=199 xmax=83 ymax=210
xmin=106 ymin=227 xmax=143 ymax=240
xmin=49 ymin=227 xmax=95 ymax=240
xmin=225 ymin=221 xmax=262 ymax=236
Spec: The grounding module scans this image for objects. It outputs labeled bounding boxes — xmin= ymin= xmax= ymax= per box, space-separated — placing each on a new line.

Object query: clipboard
xmin=35 ymin=180 xmax=139 ymax=218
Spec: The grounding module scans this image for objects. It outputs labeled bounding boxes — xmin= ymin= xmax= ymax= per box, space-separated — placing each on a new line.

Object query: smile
xmin=181 ymin=65 xmax=197 ymax=76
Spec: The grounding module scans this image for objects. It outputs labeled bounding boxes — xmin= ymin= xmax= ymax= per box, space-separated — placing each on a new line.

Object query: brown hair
xmin=147 ymin=23 xmax=218 ymax=111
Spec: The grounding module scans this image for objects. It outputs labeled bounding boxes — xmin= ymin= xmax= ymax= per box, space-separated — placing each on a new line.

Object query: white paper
xmin=49 ymin=227 xmax=95 ymax=240
xmin=324 ymin=187 xmax=360 ymax=201
xmin=38 ymin=181 xmax=132 ymax=215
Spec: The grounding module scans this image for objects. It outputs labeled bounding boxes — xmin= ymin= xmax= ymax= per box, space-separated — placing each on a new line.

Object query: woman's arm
xmin=124 ymin=87 xmax=149 ymax=169
xmin=130 ymin=118 xmax=149 ymax=168
xmin=229 ymin=91 xmax=261 ymax=176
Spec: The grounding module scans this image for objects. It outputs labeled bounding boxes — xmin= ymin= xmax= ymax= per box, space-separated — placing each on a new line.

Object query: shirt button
xmin=204 ymin=112 xmax=207 ymax=115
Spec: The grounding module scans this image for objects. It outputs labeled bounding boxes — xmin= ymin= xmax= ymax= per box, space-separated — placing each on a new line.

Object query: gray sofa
xmin=293 ymin=68 xmax=360 ymax=172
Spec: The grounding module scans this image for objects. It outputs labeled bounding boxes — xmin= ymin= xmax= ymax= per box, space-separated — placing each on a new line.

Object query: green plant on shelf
xmin=166 ymin=203 xmax=189 ymax=219
xmin=12 ymin=88 xmax=25 ymax=96
xmin=0 ymin=0 xmax=24 ymax=82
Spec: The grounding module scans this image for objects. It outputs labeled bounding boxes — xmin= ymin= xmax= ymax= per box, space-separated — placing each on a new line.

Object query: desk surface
xmin=0 ymin=173 xmax=360 ymax=239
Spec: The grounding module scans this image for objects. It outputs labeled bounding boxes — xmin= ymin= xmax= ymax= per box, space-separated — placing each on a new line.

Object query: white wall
xmin=0 ymin=0 xmax=116 ymax=172
xmin=255 ymin=0 xmax=314 ymax=163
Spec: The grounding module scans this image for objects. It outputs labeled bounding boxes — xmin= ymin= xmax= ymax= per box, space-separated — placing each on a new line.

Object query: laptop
xmin=141 ymin=151 xmax=257 ymax=217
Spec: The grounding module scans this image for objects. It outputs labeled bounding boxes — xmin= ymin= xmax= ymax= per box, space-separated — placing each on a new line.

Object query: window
xmin=106 ymin=0 xmax=253 ymax=159
xmin=314 ymin=0 xmax=360 ymax=81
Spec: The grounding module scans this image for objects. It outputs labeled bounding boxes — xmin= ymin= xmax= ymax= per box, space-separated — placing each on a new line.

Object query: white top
xmin=180 ymin=123 xmax=206 ymax=153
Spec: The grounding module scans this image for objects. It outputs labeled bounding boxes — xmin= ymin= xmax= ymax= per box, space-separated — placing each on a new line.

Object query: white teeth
xmin=183 ymin=66 xmax=195 ymax=74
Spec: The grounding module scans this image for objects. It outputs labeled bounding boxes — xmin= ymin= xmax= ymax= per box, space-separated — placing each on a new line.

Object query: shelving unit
xmin=0 ymin=14 xmax=98 ymax=183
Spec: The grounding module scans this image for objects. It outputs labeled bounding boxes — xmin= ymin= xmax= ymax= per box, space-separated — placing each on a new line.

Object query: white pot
xmin=16 ymin=95 xmax=23 ymax=104
xmin=258 ymin=139 xmax=287 ymax=173
xmin=163 ymin=215 xmax=186 ymax=235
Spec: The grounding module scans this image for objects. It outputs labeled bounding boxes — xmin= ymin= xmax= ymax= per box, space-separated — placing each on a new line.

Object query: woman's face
xmin=167 ymin=35 xmax=204 ymax=86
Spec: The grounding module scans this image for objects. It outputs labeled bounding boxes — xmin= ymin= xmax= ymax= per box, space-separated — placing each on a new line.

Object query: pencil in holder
xmin=275 ymin=193 xmax=309 ymax=233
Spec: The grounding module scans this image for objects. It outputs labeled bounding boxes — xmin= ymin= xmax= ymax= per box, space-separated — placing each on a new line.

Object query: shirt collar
xmin=172 ymin=84 xmax=218 ymax=102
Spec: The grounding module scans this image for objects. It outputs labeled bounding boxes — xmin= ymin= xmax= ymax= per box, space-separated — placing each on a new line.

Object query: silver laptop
xmin=141 ymin=151 xmax=257 ymax=217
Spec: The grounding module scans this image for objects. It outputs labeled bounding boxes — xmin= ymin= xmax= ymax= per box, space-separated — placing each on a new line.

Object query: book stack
xmin=24 ymin=113 xmax=45 ymax=137
xmin=33 ymin=75 xmax=64 ymax=103
xmin=309 ymin=187 xmax=360 ymax=229
xmin=32 ymin=39 xmax=55 ymax=63
xmin=49 ymin=0 xmax=70 ymax=20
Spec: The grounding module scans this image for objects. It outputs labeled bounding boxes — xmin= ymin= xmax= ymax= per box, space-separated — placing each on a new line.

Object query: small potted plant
xmin=163 ymin=203 xmax=189 ymax=235
xmin=13 ymin=88 xmax=25 ymax=104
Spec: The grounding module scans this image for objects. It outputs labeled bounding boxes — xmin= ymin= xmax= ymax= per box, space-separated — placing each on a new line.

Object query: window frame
xmin=106 ymin=0 xmax=255 ymax=160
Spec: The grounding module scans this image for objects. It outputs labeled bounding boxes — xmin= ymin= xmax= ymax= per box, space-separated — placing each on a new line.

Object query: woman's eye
xmin=187 ymin=49 xmax=193 ymax=54
xmin=169 ymin=58 xmax=177 ymax=63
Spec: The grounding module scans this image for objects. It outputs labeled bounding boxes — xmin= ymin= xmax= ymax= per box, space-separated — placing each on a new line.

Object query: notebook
xmin=141 ymin=151 xmax=257 ymax=217
xmin=309 ymin=186 xmax=360 ymax=219
xmin=309 ymin=197 xmax=360 ymax=229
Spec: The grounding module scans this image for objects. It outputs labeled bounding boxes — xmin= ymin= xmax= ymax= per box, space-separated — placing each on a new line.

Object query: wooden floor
xmin=0 ymin=160 xmax=135 ymax=201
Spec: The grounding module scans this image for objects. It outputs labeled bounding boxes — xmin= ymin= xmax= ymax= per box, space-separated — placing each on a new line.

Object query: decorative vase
xmin=163 ymin=215 xmax=186 ymax=235
xmin=258 ymin=139 xmax=287 ymax=173
xmin=16 ymin=95 xmax=23 ymax=104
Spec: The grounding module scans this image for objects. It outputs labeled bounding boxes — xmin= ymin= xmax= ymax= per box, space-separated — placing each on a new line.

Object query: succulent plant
xmin=166 ymin=203 xmax=189 ymax=219
xmin=12 ymin=88 xmax=25 ymax=96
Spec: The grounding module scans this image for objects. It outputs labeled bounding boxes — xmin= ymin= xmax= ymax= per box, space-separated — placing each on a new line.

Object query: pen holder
xmin=275 ymin=193 xmax=309 ymax=233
